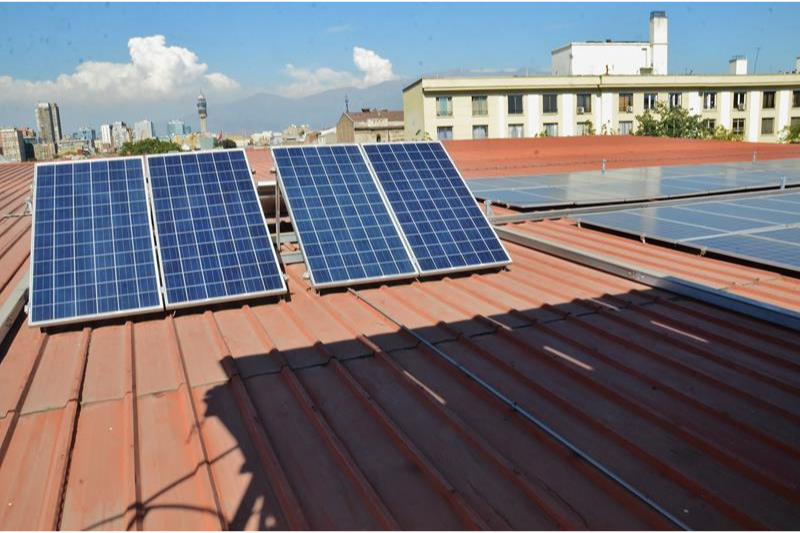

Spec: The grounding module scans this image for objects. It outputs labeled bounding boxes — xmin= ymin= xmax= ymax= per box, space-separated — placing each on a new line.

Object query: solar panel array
xmin=468 ymin=159 xmax=800 ymax=210
xmin=364 ymin=142 xmax=511 ymax=274
xmin=30 ymin=158 xmax=162 ymax=326
xmin=147 ymin=150 xmax=286 ymax=307
xmin=577 ymin=191 xmax=800 ymax=271
xmin=274 ymin=142 xmax=511 ymax=288
xmin=272 ymin=145 xmax=417 ymax=288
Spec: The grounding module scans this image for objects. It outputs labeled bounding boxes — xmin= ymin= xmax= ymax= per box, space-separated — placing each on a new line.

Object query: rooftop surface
xmin=1 ymin=137 xmax=799 ymax=530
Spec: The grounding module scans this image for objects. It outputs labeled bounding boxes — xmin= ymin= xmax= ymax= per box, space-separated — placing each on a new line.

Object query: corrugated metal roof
xmin=1 ymin=139 xmax=799 ymax=530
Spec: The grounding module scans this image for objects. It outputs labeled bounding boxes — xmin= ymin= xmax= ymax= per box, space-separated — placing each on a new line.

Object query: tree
xmin=214 ymin=138 xmax=237 ymax=149
xmin=119 ymin=138 xmax=181 ymax=155
xmin=634 ymin=102 xmax=720 ymax=140
xmin=780 ymin=122 xmax=800 ymax=144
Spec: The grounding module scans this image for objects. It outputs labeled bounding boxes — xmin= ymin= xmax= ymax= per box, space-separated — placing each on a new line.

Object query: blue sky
xmin=1 ymin=2 xmax=798 ymax=89
xmin=1 ymin=2 xmax=798 ymax=132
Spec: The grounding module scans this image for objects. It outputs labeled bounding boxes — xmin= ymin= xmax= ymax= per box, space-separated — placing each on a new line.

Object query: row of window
xmin=435 ymin=90 xmax=800 ymax=117
xmin=438 ymin=116 xmax=800 ymax=140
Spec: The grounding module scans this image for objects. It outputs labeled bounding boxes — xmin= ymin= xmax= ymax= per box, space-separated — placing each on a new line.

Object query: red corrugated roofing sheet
xmin=1 ymin=140 xmax=800 ymax=530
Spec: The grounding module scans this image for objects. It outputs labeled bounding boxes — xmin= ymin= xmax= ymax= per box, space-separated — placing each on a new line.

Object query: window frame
xmin=733 ymin=92 xmax=747 ymax=110
xmin=436 ymin=96 xmax=453 ymax=117
xmin=618 ymin=93 xmax=634 ymax=113
xmin=507 ymin=94 xmax=524 ymax=115
xmin=543 ymin=122 xmax=558 ymax=137
xmin=618 ymin=121 xmax=633 ymax=135
xmin=668 ymin=92 xmax=682 ymax=109
xmin=472 ymin=124 xmax=488 ymax=139
xmin=793 ymin=91 xmax=800 ymax=108
xmin=507 ymin=123 xmax=524 ymax=138
xmin=762 ymin=91 xmax=776 ymax=110
xmin=643 ymin=93 xmax=658 ymax=111
xmin=732 ymin=118 xmax=746 ymax=135
xmin=471 ymin=95 xmax=488 ymax=117
xmin=761 ymin=117 xmax=775 ymax=135
xmin=542 ymin=94 xmax=558 ymax=114
xmin=436 ymin=126 xmax=453 ymax=140
xmin=576 ymin=93 xmax=592 ymax=114
xmin=703 ymin=91 xmax=717 ymax=110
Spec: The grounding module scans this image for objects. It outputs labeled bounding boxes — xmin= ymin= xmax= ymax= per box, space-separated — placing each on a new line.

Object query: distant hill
xmin=179 ymin=79 xmax=409 ymax=134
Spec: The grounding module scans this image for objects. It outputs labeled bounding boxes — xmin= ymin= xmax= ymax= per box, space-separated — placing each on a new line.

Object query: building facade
xmin=403 ymin=68 xmax=800 ymax=143
xmin=336 ymin=109 xmax=405 ymax=143
xmin=111 ymin=121 xmax=131 ymax=149
xmin=35 ymin=102 xmax=62 ymax=145
xmin=134 ymin=120 xmax=155 ymax=141
xmin=167 ymin=120 xmax=191 ymax=138
xmin=552 ymin=11 xmax=668 ymax=76
xmin=0 ymin=129 xmax=27 ymax=162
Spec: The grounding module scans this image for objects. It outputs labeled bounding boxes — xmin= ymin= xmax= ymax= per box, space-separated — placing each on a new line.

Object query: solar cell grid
xmin=274 ymin=145 xmax=417 ymax=287
xmin=364 ymin=142 xmax=511 ymax=274
xmin=147 ymin=150 xmax=286 ymax=308
xmin=30 ymin=158 xmax=162 ymax=326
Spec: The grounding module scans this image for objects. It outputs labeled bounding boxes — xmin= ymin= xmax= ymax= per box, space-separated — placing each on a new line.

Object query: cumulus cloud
xmin=0 ymin=35 xmax=240 ymax=104
xmin=277 ymin=46 xmax=398 ymax=98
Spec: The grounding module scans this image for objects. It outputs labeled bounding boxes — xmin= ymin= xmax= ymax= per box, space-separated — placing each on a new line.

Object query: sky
xmin=1 ymin=2 xmax=798 ymax=130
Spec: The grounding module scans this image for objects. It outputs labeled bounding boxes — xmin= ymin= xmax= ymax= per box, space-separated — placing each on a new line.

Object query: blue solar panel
xmin=29 ymin=158 xmax=163 ymax=326
xmin=363 ymin=142 xmax=511 ymax=275
xmin=273 ymin=145 xmax=418 ymax=288
xmin=577 ymin=191 xmax=800 ymax=272
xmin=147 ymin=149 xmax=286 ymax=308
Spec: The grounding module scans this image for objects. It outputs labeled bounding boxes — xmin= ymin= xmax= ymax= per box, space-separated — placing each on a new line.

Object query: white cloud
xmin=277 ymin=46 xmax=398 ymax=98
xmin=0 ymin=35 xmax=240 ymax=104
xmin=325 ymin=23 xmax=353 ymax=34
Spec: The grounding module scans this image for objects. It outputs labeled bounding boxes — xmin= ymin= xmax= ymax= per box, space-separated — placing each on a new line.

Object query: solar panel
xmin=577 ymin=191 xmax=800 ymax=272
xmin=273 ymin=145 xmax=418 ymax=288
xmin=147 ymin=149 xmax=286 ymax=308
xmin=363 ymin=142 xmax=511 ymax=275
xmin=29 ymin=158 xmax=163 ymax=326
xmin=468 ymin=158 xmax=800 ymax=209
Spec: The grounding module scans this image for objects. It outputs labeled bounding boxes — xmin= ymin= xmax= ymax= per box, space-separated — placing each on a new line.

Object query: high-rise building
xmin=111 ymin=121 xmax=131 ymax=149
xmin=35 ymin=102 xmax=62 ymax=144
xmin=197 ymin=94 xmax=208 ymax=134
xmin=75 ymin=126 xmax=96 ymax=142
xmin=0 ymin=129 xmax=27 ymax=162
xmin=134 ymin=120 xmax=155 ymax=141
xmin=100 ymin=124 xmax=113 ymax=145
xmin=167 ymin=119 xmax=191 ymax=138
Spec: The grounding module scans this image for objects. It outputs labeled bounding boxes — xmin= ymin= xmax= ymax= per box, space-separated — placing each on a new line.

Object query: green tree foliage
xmin=780 ymin=122 xmax=800 ymax=144
xmin=119 ymin=138 xmax=182 ymax=155
xmin=634 ymin=102 xmax=713 ymax=139
xmin=214 ymin=138 xmax=237 ymax=149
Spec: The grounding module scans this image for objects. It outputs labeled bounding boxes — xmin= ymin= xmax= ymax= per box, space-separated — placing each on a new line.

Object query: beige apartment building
xmin=403 ymin=69 xmax=800 ymax=143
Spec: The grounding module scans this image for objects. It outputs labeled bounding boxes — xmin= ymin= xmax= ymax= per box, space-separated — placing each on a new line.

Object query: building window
xmin=703 ymin=119 xmax=717 ymax=131
xmin=472 ymin=125 xmax=488 ymax=139
xmin=732 ymin=118 xmax=746 ymax=135
xmin=644 ymin=93 xmax=658 ymax=110
xmin=576 ymin=93 xmax=592 ymax=114
xmin=436 ymin=97 xmax=452 ymax=117
xmin=508 ymin=124 xmax=524 ymax=138
xmin=618 ymin=93 xmax=633 ymax=113
xmin=619 ymin=121 xmax=633 ymax=135
xmin=761 ymin=117 xmax=775 ymax=135
xmin=794 ymin=91 xmax=800 ymax=108
xmin=762 ymin=91 xmax=776 ymax=109
xmin=703 ymin=92 xmax=717 ymax=110
xmin=472 ymin=96 xmax=488 ymax=116
xmin=436 ymin=126 xmax=453 ymax=140
xmin=792 ymin=117 xmax=800 ymax=128
xmin=733 ymin=92 xmax=747 ymax=110
xmin=669 ymin=92 xmax=682 ymax=109
xmin=543 ymin=123 xmax=558 ymax=137
xmin=543 ymin=94 xmax=558 ymax=114
xmin=576 ymin=121 xmax=593 ymax=136
xmin=507 ymin=95 xmax=524 ymax=115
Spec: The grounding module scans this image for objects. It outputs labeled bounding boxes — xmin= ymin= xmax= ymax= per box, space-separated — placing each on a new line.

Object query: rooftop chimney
xmin=648 ymin=11 xmax=668 ymax=75
xmin=730 ymin=56 xmax=748 ymax=75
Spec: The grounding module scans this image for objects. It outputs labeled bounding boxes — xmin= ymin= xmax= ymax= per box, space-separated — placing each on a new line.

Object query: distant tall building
xmin=111 ymin=121 xmax=131 ymax=149
xmin=35 ymin=102 xmax=63 ymax=144
xmin=0 ymin=129 xmax=27 ymax=162
xmin=75 ymin=126 xmax=96 ymax=142
xmin=100 ymin=124 xmax=113 ymax=145
xmin=197 ymin=94 xmax=208 ymax=134
xmin=167 ymin=119 xmax=191 ymax=138
xmin=134 ymin=120 xmax=155 ymax=141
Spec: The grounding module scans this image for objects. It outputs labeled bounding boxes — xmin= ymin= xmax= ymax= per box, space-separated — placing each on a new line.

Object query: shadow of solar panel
xmin=274 ymin=145 xmax=418 ymax=288
xmin=364 ymin=142 xmax=511 ymax=275
xmin=147 ymin=149 xmax=286 ymax=308
xmin=30 ymin=158 xmax=163 ymax=326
